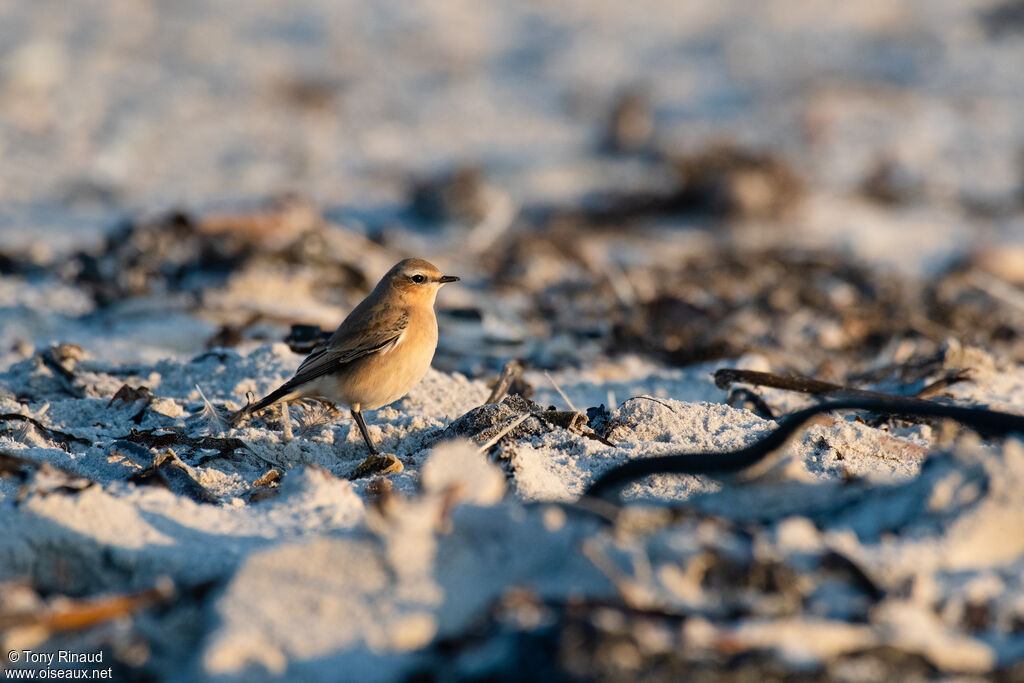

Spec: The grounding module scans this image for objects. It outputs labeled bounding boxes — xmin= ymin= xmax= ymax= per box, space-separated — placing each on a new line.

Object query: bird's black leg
xmin=351 ymin=409 xmax=379 ymax=455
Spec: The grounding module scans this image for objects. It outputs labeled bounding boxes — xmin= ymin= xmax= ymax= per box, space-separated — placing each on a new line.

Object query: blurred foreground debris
xmin=0 ymin=579 xmax=174 ymax=633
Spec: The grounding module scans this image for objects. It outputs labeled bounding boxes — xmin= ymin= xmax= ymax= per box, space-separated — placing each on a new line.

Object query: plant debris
xmin=128 ymin=451 xmax=220 ymax=505
xmin=713 ymin=367 xmax=971 ymax=402
xmin=108 ymin=384 xmax=155 ymax=424
xmin=120 ymin=428 xmax=249 ymax=460
xmin=585 ymin=398 xmax=1024 ymax=500
xmin=0 ymin=414 xmax=91 ymax=450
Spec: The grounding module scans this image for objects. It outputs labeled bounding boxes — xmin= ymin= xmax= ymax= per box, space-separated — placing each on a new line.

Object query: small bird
xmin=234 ymin=258 xmax=459 ymax=456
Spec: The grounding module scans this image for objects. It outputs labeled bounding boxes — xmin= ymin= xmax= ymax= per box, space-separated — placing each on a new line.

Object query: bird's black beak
xmin=438 ymin=275 xmax=460 ymax=284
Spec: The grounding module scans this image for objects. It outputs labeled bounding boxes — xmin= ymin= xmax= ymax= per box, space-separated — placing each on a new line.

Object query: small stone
xmin=352 ymin=452 xmax=403 ymax=479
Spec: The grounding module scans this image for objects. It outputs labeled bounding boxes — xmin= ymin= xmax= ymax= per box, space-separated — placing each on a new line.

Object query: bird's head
xmin=382 ymin=258 xmax=459 ymax=304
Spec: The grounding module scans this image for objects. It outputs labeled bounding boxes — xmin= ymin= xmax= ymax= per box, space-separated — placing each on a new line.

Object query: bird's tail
xmin=229 ymin=384 xmax=299 ymax=426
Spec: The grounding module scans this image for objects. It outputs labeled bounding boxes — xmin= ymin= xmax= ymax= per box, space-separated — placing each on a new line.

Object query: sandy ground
xmin=2 ymin=1 xmax=1024 ymax=680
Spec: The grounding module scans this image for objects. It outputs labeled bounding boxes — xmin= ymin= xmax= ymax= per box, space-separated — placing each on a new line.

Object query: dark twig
xmin=618 ymin=396 xmax=679 ymax=413
xmin=713 ymin=369 xmax=896 ymax=400
xmin=535 ymin=409 xmax=617 ymax=446
xmin=915 ymin=368 xmax=973 ymax=398
xmin=585 ymin=398 xmax=1024 ymax=500
xmin=714 ymin=367 xmax=973 ymax=403
xmin=485 ymin=360 xmax=526 ymax=404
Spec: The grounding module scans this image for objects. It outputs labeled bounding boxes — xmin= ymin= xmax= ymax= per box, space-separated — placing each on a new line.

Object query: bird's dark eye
xmin=411 ymin=274 xmax=426 ymax=284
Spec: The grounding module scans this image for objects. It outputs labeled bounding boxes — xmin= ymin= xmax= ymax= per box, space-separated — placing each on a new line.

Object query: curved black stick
xmin=585 ymin=398 xmax=1024 ymax=500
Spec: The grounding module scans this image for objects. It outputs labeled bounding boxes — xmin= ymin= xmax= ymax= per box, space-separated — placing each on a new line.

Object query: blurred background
xmin=0 ymin=0 xmax=1022 ymax=379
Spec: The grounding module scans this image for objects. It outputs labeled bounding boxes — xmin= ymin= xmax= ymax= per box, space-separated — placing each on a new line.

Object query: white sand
xmin=2 ymin=343 xmax=1024 ymax=678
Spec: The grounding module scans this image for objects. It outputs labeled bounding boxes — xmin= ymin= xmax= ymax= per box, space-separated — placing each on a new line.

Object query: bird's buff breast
xmin=314 ymin=316 xmax=437 ymax=411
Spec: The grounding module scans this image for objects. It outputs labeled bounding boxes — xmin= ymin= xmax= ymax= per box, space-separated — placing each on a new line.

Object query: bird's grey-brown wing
xmin=239 ymin=310 xmax=409 ymax=417
xmin=291 ymin=309 xmax=408 ymax=385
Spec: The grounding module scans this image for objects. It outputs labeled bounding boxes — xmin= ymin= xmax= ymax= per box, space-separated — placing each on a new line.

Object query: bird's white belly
xmin=362 ymin=350 xmax=434 ymax=409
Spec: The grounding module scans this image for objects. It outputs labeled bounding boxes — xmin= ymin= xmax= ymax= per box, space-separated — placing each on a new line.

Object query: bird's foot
xmin=351 ymin=452 xmax=403 ymax=480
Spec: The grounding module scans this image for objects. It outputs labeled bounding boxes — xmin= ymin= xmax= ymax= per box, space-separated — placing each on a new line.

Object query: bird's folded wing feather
xmin=284 ymin=310 xmax=409 ymax=389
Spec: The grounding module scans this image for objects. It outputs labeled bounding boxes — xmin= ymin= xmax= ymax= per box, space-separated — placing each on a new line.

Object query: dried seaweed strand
xmin=915 ymin=369 xmax=973 ymax=398
xmin=713 ymin=369 xmax=895 ymax=400
xmin=0 ymin=414 xmax=91 ymax=448
xmin=120 ymin=428 xmax=249 ymax=457
xmin=714 ymin=367 xmax=971 ymax=402
xmin=585 ymin=398 xmax=1024 ymax=499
